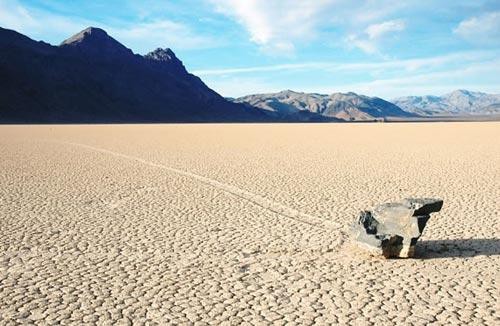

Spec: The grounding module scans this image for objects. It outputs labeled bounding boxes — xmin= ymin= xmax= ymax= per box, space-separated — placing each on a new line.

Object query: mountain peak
xmin=145 ymin=48 xmax=187 ymax=73
xmin=447 ymin=89 xmax=486 ymax=98
xmin=278 ymin=89 xmax=301 ymax=95
xmin=449 ymin=89 xmax=472 ymax=96
xmin=60 ymin=27 xmax=109 ymax=46
xmin=145 ymin=48 xmax=177 ymax=61
xmin=60 ymin=27 xmax=133 ymax=58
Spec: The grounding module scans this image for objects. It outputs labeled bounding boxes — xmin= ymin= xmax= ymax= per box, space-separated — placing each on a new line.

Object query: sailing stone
xmin=351 ymin=198 xmax=444 ymax=258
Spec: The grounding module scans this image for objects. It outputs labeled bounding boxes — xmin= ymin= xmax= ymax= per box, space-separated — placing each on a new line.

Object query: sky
xmin=1 ymin=0 xmax=499 ymax=98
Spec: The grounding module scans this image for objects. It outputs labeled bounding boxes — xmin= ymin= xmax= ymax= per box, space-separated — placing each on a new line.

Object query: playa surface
xmin=1 ymin=122 xmax=499 ymax=325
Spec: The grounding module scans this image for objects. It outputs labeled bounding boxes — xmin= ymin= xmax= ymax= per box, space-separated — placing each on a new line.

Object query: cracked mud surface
xmin=1 ymin=123 xmax=499 ymax=325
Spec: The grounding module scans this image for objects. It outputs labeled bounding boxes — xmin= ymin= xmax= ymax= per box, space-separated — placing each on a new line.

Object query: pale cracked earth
xmin=0 ymin=123 xmax=499 ymax=325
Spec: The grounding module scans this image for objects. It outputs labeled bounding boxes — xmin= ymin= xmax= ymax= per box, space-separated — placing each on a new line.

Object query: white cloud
xmin=209 ymin=0 xmax=338 ymax=54
xmin=454 ymin=11 xmax=500 ymax=44
xmin=0 ymin=0 xmax=36 ymax=31
xmin=346 ymin=34 xmax=379 ymax=55
xmin=197 ymin=52 xmax=500 ymax=98
xmin=194 ymin=62 xmax=323 ymax=76
xmin=110 ymin=21 xmax=217 ymax=52
xmin=259 ymin=41 xmax=296 ymax=57
xmin=0 ymin=0 xmax=89 ymax=39
xmin=347 ymin=19 xmax=406 ymax=55
xmin=208 ymin=0 xmax=409 ymax=55
xmin=194 ymin=50 xmax=492 ymax=76
xmin=365 ymin=19 xmax=406 ymax=39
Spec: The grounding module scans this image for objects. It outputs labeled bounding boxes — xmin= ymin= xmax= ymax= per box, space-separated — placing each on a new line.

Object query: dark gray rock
xmin=352 ymin=198 xmax=443 ymax=258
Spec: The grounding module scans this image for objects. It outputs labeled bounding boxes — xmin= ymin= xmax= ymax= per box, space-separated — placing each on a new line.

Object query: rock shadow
xmin=416 ymin=238 xmax=500 ymax=259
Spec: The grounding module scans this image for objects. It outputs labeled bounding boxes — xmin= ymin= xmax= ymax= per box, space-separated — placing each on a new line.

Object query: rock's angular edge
xmin=351 ymin=198 xmax=443 ymax=258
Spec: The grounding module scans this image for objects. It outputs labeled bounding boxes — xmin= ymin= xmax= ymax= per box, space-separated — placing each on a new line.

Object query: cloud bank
xmin=208 ymin=0 xmax=408 ymax=55
xmin=454 ymin=11 xmax=500 ymax=44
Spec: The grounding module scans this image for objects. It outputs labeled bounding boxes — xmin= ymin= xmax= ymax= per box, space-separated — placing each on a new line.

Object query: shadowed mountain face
xmin=0 ymin=27 xmax=269 ymax=123
xmin=393 ymin=90 xmax=500 ymax=116
xmin=235 ymin=90 xmax=416 ymax=121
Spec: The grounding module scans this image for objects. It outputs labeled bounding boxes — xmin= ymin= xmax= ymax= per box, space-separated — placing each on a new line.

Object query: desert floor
xmin=0 ymin=122 xmax=499 ymax=325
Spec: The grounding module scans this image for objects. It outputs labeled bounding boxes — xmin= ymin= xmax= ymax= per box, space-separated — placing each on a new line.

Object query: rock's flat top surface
xmin=1 ymin=122 xmax=499 ymax=324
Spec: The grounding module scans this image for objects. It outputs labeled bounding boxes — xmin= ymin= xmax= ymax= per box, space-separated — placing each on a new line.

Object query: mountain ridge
xmin=59 ymin=27 xmax=135 ymax=60
xmin=392 ymin=90 xmax=500 ymax=116
xmin=0 ymin=26 xmax=268 ymax=123
xmin=1 ymin=26 xmax=498 ymax=123
xmin=234 ymin=90 xmax=416 ymax=121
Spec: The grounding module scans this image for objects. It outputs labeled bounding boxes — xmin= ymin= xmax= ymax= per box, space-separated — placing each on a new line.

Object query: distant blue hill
xmin=392 ymin=90 xmax=500 ymax=116
xmin=234 ymin=90 xmax=417 ymax=121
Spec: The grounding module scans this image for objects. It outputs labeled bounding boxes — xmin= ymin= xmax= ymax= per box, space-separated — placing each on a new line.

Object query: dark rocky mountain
xmin=392 ymin=90 xmax=500 ymax=116
xmin=234 ymin=90 xmax=416 ymax=121
xmin=0 ymin=27 xmax=269 ymax=123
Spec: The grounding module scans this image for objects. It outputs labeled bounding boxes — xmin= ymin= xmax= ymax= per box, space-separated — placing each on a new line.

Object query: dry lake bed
xmin=1 ymin=122 xmax=499 ymax=324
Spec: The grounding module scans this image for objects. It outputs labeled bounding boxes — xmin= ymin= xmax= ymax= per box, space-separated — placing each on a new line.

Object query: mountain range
xmin=0 ymin=26 xmax=267 ymax=123
xmin=0 ymin=26 xmax=499 ymax=123
xmin=392 ymin=90 xmax=500 ymax=116
xmin=234 ymin=90 xmax=416 ymax=121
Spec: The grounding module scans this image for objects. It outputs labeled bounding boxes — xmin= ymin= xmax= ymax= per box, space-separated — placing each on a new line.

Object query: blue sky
xmin=1 ymin=0 xmax=499 ymax=98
